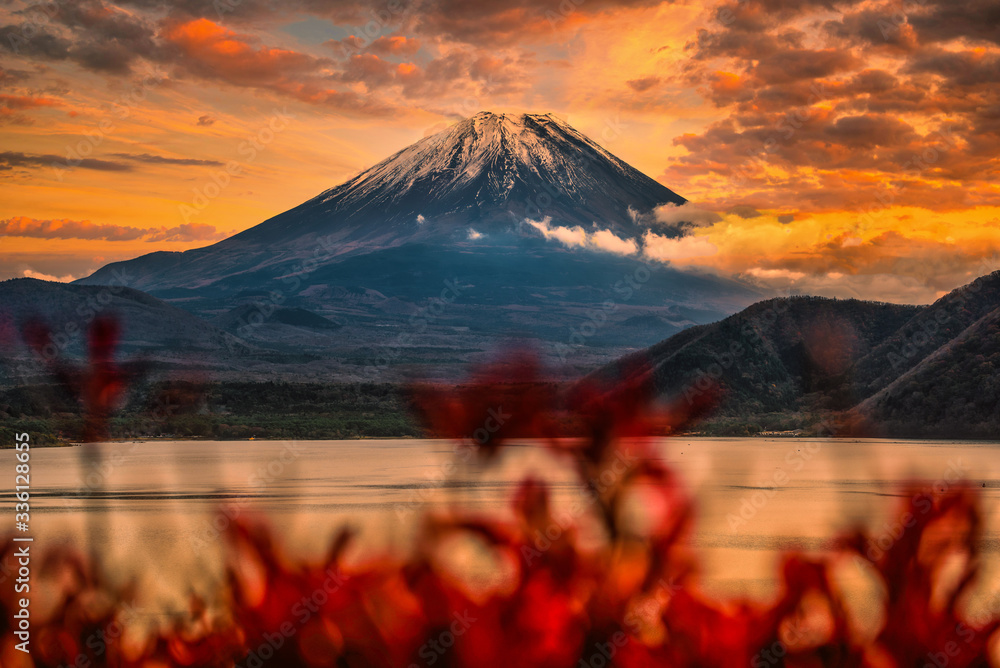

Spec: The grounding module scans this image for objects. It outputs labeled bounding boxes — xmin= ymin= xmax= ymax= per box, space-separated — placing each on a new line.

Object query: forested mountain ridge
xmin=594 ymin=271 xmax=1000 ymax=437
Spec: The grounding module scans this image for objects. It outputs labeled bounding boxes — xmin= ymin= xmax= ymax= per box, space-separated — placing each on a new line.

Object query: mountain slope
xmin=855 ymin=305 xmax=1000 ymax=437
xmin=849 ymin=271 xmax=1000 ymax=397
xmin=594 ymin=296 xmax=921 ymax=414
xmin=593 ymin=271 xmax=1000 ymax=436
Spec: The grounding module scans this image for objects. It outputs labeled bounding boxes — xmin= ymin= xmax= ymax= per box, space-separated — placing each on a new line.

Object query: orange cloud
xmin=0 ymin=94 xmax=64 ymax=124
xmin=742 ymin=230 xmax=1000 ymax=302
xmin=0 ymin=217 xmax=226 ymax=242
xmin=646 ymin=205 xmax=1000 ymax=302
xmin=707 ymin=71 xmax=748 ymax=106
xmin=0 ymin=94 xmax=62 ymax=110
xmin=327 ymin=34 xmax=422 ymax=58
xmin=643 ymin=231 xmax=718 ymax=261
xmin=160 ymin=18 xmax=392 ymax=113
xmin=162 ymin=19 xmax=325 ymax=86
xmin=369 ymin=35 xmax=422 ymax=57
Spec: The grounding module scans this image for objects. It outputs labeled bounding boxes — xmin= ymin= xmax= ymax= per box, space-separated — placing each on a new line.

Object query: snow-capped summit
xmin=212 ymin=110 xmax=685 ymax=249
xmin=317 ymin=111 xmax=676 ymax=217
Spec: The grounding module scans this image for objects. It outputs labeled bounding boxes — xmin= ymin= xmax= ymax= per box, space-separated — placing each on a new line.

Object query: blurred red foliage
xmin=22 ymin=315 xmax=131 ymax=442
xmin=1 ymin=353 xmax=997 ymax=666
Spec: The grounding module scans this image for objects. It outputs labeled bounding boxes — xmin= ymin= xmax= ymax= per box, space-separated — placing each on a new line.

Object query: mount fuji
xmin=73 ymin=111 xmax=764 ymax=378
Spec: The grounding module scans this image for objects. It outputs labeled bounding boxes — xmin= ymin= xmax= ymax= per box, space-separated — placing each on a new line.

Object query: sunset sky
xmin=2 ymin=0 xmax=1000 ymax=303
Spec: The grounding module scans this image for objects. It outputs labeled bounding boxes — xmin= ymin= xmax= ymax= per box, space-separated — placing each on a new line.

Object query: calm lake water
xmin=5 ymin=437 xmax=1000 ymax=621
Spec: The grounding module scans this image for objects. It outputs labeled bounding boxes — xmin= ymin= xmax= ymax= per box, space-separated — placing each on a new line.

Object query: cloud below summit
xmin=524 ymin=217 xmax=639 ymax=256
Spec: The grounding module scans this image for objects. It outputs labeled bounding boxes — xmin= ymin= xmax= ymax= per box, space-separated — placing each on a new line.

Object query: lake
xmin=5 ymin=437 xmax=1000 ymax=623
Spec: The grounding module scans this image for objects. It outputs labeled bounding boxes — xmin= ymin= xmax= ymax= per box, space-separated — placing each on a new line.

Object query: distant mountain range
xmin=59 ymin=111 xmax=763 ymax=377
xmin=593 ymin=271 xmax=1000 ymax=438
xmin=0 ymin=278 xmax=254 ymax=385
